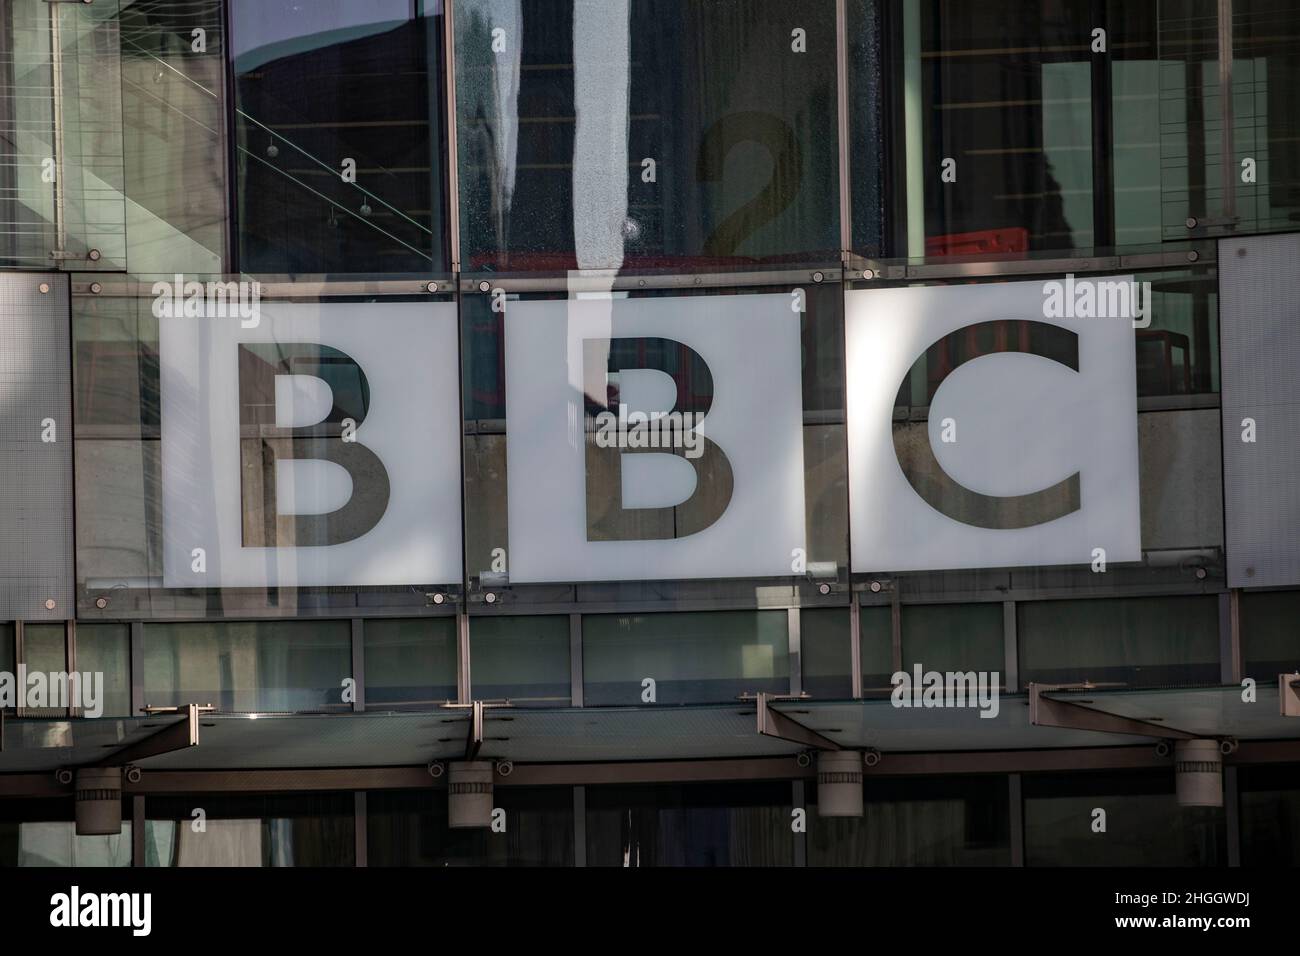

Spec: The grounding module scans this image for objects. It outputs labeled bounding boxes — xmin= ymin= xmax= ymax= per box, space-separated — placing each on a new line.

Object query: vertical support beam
xmin=834 ymin=0 xmax=852 ymax=260
xmin=1002 ymin=600 xmax=1018 ymax=692
xmin=792 ymin=779 xmax=807 ymax=867
xmin=573 ymin=785 xmax=586 ymax=867
xmin=456 ymin=613 xmax=471 ymax=704
xmin=569 ymin=613 xmax=583 ymax=707
xmin=902 ymin=0 xmax=925 ymax=259
xmin=48 ymin=0 xmax=67 ymax=254
xmin=788 ymin=608 xmax=802 ymax=697
xmin=1223 ymin=590 xmax=1242 ymax=684
xmin=130 ymin=621 xmax=144 ymax=716
xmin=442 ymin=0 xmax=461 ymax=272
xmin=14 ymin=621 xmax=24 ymax=718
xmin=66 ymin=619 xmax=77 ymax=718
xmin=890 ymin=588 xmax=903 ymax=674
xmin=1009 ymin=773 xmax=1024 ymax=866
xmin=849 ymin=598 xmax=863 ymax=699
xmin=131 ymin=795 xmax=145 ymax=867
xmin=1224 ymin=765 xmax=1241 ymax=867
xmin=354 ymin=791 xmax=368 ymax=867
xmin=350 ymin=619 xmax=365 ymax=712
xmin=1217 ymin=0 xmax=1236 ymax=223
xmin=1088 ymin=0 xmax=1115 ymax=249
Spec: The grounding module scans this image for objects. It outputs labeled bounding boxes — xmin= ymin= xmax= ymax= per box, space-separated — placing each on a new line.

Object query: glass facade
xmin=0 ymin=0 xmax=1298 ymax=871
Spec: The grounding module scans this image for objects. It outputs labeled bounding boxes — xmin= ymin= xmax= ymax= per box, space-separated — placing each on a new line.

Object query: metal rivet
xmin=1187 ymin=251 xmax=1199 ymax=262
xmin=44 ymin=598 xmax=56 ymax=610
xmin=95 ymin=596 xmax=108 ymax=609
xmin=818 ymin=583 xmax=831 ymax=595
xmin=484 ymin=592 xmax=497 ymax=604
xmin=38 ymin=282 xmax=50 ymax=294
xmin=1185 ymin=217 xmax=1198 ymax=229
xmin=426 ymin=281 xmax=439 ymax=293
xmin=870 ymin=580 xmax=882 ymax=593
xmin=812 ymin=271 xmax=824 ymax=283
xmin=431 ymin=592 xmax=445 ymax=605
xmin=1194 ymin=567 xmax=1207 ymax=580
xmin=477 ymin=280 xmax=491 ymax=293
xmin=87 ymin=249 xmax=101 ymax=261
xmin=89 ymin=282 xmax=102 ymax=295
xmin=863 ymin=269 xmax=875 ymax=280
xmin=638 ymin=279 xmax=646 ymax=287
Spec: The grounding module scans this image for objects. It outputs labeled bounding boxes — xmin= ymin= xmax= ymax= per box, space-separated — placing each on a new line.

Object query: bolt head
xmin=44 ymin=598 xmax=56 ymax=610
xmin=95 ymin=596 xmax=108 ymax=609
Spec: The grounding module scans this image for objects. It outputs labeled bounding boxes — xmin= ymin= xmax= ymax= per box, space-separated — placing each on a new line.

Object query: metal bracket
xmin=93 ymin=703 xmax=210 ymax=767
xmin=1027 ymin=683 xmax=1196 ymax=740
xmin=439 ymin=700 xmax=514 ymax=760
xmin=1280 ymin=674 xmax=1300 ymax=717
xmin=755 ymin=692 xmax=842 ymax=751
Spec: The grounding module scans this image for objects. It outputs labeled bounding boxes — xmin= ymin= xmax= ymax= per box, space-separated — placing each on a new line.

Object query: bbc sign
xmin=157 ymin=279 xmax=1140 ymax=588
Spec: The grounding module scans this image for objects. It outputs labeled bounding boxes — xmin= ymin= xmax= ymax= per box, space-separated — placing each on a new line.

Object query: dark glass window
xmin=860 ymin=604 xmax=894 ymax=691
xmin=455 ymin=0 xmax=841 ymax=271
xmin=902 ymin=603 xmax=1003 ymax=680
xmin=145 ymin=793 xmax=354 ymax=866
xmin=1240 ymin=590 xmax=1300 ymax=679
xmin=1022 ymin=770 xmax=1225 ymax=866
xmin=808 ymin=774 xmax=1010 ymax=865
xmin=1018 ymin=595 xmax=1220 ymax=688
xmin=1239 ymin=763 xmax=1300 ymax=866
xmin=583 ymin=610 xmax=789 ymax=706
xmin=367 ymin=787 xmax=573 ymax=866
xmin=231 ymin=1 xmax=447 ymax=273
xmin=470 ymin=615 xmax=570 ymax=705
xmin=801 ymin=607 xmax=852 ymax=699
xmin=76 ymin=623 xmax=132 ymax=718
xmin=364 ymin=617 xmax=457 ymax=708
xmin=586 ymin=782 xmax=794 ymax=866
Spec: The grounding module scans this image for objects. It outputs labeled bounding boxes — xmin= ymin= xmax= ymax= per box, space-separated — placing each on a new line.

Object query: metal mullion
xmin=788 ymin=608 xmax=802 ymax=697
xmin=569 ymin=613 xmax=583 ymax=707
xmin=13 ymin=621 xmax=23 ymax=718
xmin=1009 ymin=773 xmax=1024 ymax=867
xmin=849 ymin=597 xmax=863 ymax=699
xmin=573 ymin=785 xmax=586 ymax=867
xmin=351 ymin=619 xmax=365 ymax=712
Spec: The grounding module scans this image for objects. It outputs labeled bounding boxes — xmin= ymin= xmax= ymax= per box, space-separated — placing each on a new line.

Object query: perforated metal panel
xmin=0 ymin=271 xmax=73 ymax=618
xmin=1220 ymin=233 xmax=1300 ymax=589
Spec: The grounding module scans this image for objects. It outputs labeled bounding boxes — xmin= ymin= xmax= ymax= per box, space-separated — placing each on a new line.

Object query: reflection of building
xmin=1 ymin=0 xmax=1299 ymax=869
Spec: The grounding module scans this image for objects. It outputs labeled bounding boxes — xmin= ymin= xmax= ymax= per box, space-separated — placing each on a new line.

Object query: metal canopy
xmin=1039 ymin=683 xmax=1296 ymax=740
xmin=0 ymin=715 xmax=188 ymax=773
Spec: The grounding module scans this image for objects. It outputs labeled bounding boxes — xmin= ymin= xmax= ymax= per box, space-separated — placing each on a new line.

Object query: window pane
xmin=470 ymin=615 xmax=569 ymax=705
xmin=363 ymin=618 xmax=457 ymax=708
xmin=145 ymin=793 xmax=353 ymax=866
xmin=455 ymin=0 xmax=840 ymax=270
xmin=143 ymin=621 xmax=352 ymax=712
xmin=1240 ymin=590 xmax=1300 ymax=679
xmin=367 ymin=787 xmax=573 ymax=866
xmin=859 ymin=604 xmax=894 ymax=691
xmin=801 ymin=607 xmax=851 ymax=699
xmin=586 ymin=783 xmax=793 ymax=866
xmin=1018 ymin=595 xmax=1220 ymax=687
xmin=901 ymin=603 xmax=1003 ymax=679
xmin=0 ymin=799 xmax=131 ymax=867
xmin=76 ymin=623 xmax=131 ymax=718
xmin=808 ymin=775 xmax=1009 ymax=865
xmin=1023 ymin=771 xmax=1225 ymax=866
xmin=231 ymin=1 xmax=447 ymax=272
xmin=583 ymin=610 xmax=788 ymax=705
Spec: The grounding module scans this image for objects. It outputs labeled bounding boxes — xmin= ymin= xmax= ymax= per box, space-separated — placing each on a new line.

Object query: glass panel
xmin=586 ymin=782 xmax=793 ymax=866
xmin=22 ymin=623 xmax=67 ymax=716
xmin=145 ymin=793 xmax=353 ymax=866
xmin=142 ymin=620 xmax=352 ymax=712
xmin=367 ymin=787 xmax=573 ymax=866
xmin=808 ymin=775 xmax=1009 ymax=865
xmin=801 ymin=607 xmax=851 ymax=699
xmin=1238 ymin=763 xmax=1300 ymax=866
xmin=470 ymin=615 xmax=570 ymax=705
xmin=1022 ymin=770 xmax=1225 ymax=866
xmin=901 ymin=603 xmax=1003 ymax=679
xmin=1240 ymin=590 xmax=1300 ymax=678
xmin=230 ymin=1 xmax=447 ymax=273
xmin=119 ymin=0 xmax=228 ymax=273
xmin=0 ymin=799 xmax=131 ymax=867
xmin=1019 ymin=595 xmax=1220 ymax=688
xmin=859 ymin=603 xmax=893 ymax=691
xmin=363 ymin=617 xmax=457 ymax=708
xmin=455 ymin=0 xmax=840 ymax=271
xmin=75 ymin=622 xmax=131 ymax=718
xmin=462 ymin=281 xmax=847 ymax=610
xmin=583 ymin=610 xmax=788 ymax=706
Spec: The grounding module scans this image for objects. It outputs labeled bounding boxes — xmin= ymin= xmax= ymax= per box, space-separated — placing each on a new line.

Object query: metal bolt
xmin=1187 ymin=251 xmax=1199 ymax=263
xmin=44 ymin=598 xmax=56 ymax=610
xmin=484 ymin=592 xmax=497 ymax=604
xmin=431 ymin=592 xmax=445 ymax=605
xmin=818 ymin=583 xmax=831 ymax=595
xmin=812 ymin=271 xmax=825 ymax=283
xmin=1194 ymin=567 xmax=1207 ymax=580
xmin=426 ymin=281 xmax=439 ymax=294
xmin=1185 ymin=217 xmax=1198 ymax=229
xmin=87 ymin=249 xmax=101 ymax=261
xmin=38 ymin=283 xmax=50 ymax=294
xmin=95 ymin=596 xmax=108 ymax=609
xmin=870 ymin=580 xmax=882 ymax=593
xmin=89 ymin=282 xmax=102 ymax=295
xmin=477 ymin=280 xmax=491 ymax=293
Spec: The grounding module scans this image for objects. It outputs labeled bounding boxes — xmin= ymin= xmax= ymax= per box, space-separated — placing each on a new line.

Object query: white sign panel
xmin=846 ymin=278 xmax=1141 ymax=572
xmin=504 ymin=293 xmax=806 ymax=583
xmin=160 ymin=301 xmax=462 ymax=587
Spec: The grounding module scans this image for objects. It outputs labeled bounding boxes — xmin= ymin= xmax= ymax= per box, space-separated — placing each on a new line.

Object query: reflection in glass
xmin=363 ymin=617 xmax=457 ymax=708
xmin=145 ymin=793 xmax=353 ymax=866
xmin=0 ymin=799 xmax=132 ymax=867
xmin=76 ymin=623 xmax=132 ymax=718
xmin=470 ymin=615 xmax=570 ymax=705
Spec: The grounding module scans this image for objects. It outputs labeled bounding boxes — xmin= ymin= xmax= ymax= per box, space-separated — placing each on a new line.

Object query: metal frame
xmin=1027 ymin=683 xmax=1197 ymax=740
xmin=755 ymin=693 xmax=841 ymax=751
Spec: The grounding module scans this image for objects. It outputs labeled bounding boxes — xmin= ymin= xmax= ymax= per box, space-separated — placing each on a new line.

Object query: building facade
xmin=1 ymin=0 xmax=1299 ymax=867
